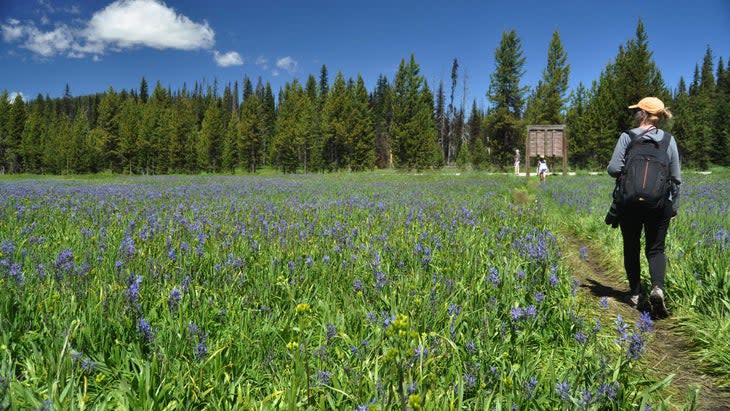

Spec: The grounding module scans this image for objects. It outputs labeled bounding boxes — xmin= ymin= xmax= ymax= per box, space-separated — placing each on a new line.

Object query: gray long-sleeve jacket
xmin=607 ymin=127 xmax=682 ymax=213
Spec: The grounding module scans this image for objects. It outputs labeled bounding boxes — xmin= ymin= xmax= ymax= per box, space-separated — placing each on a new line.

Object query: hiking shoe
xmin=629 ymin=294 xmax=640 ymax=307
xmin=650 ymin=286 xmax=668 ymax=318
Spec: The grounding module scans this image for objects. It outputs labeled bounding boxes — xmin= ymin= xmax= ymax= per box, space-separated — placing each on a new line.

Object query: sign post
xmin=525 ymin=125 xmax=567 ymax=177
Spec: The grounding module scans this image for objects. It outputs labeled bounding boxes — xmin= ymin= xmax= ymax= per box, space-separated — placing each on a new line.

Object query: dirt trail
xmin=560 ymin=233 xmax=730 ymax=411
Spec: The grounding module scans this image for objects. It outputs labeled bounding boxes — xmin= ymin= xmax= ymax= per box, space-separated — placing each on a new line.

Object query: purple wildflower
xmin=524 ymin=376 xmax=538 ymax=398
xmin=119 ymin=235 xmax=136 ymax=260
xmin=598 ymin=382 xmax=618 ymax=401
xmin=326 ymin=323 xmax=337 ymax=341
xmin=615 ymin=315 xmax=629 ymax=342
xmin=137 ymin=318 xmax=153 ymax=343
xmin=549 ymin=273 xmax=559 ymax=287
xmin=0 ymin=240 xmax=15 ymax=256
xmin=181 ymin=275 xmax=191 ymax=293
xmin=574 ymin=332 xmax=587 ymax=344
xmin=9 ymin=263 xmax=24 ymax=285
xmin=195 ymin=341 xmax=208 ymax=360
xmin=525 ymin=305 xmax=537 ymax=318
xmin=599 ymin=297 xmax=609 ymax=309
xmin=637 ymin=311 xmax=654 ymax=333
xmin=465 ymin=341 xmax=476 ymax=354
xmin=593 ymin=318 xmax=602 ymax=334
xmin=55 ymin=248 xmax=74 ymax=273
xmin=510 ymin=307 xmax=525 ymax=321
xmin=80 ymin=357 xmax=96 ymax=375
xmin=414 ymin=344 xmax=428 ymax=359
xmin=316 ymin=370 xmax=332 ymax=386
xmin=187 ymin=322 xmax=200 ymax=337
xmin=126 ymin=274 xmax=142 ymax=306
xmin=464 ymin=373 xmax=477 ymax=389
xmin=555 ymin=381 xmax=570 ymax=400
xmin=516 ymin=270 xmax=526 ymax=280
xmin=627 ymin=332 xmax=646 ymax=360
xmin=353 ymin=278 xmax=363 ymax=292
xmin=487 ymin=267 xmax=500 ymax=287
xmin=580 ymin=390 xmax=593 ymax=407
xmin=168 ymin=287 xmax=181 ymax=311
xmin=448 ymin=303 xmax=461 ymax=317
xmin=534 ymin=291 xmax=545 ymax=303
xmin=579 ymin=246 xmax=588 ymax=260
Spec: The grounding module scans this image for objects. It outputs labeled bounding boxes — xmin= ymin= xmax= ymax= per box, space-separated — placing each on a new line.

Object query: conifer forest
xmin=1 ymin=21 xmax=728 ymax=175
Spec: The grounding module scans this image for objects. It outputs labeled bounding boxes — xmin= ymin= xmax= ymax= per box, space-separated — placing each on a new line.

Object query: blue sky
xmin=2 ymin=0 xmax=729 ymax=108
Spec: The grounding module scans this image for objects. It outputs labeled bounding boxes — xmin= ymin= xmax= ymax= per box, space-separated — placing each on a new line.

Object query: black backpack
xmin=615 ymin=129 xmax=672 ymax=208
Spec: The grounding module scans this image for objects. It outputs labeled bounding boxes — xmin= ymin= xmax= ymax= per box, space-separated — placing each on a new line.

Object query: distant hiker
xmin=536 ymin=155 xmax=548 ymax=182
xmin=607 ymin=96 xmax=681 ymax=318
xmin=514 ymin=149 xmax=521 ymax=175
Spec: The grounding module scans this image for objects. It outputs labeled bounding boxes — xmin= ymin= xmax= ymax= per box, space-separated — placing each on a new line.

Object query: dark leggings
xmin=619 ymin=203 xmax=673 ymax=294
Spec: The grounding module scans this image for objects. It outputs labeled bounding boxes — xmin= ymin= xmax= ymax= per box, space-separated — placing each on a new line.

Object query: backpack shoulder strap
xmin=623 ymin=128 xmax=652 ymax=156
xmin=658 ymin=130 xmax=672 ymax=152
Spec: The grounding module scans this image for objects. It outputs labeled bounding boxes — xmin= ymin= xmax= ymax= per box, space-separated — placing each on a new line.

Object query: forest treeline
xmin=1 ymin=20 xmax=728 ymax=175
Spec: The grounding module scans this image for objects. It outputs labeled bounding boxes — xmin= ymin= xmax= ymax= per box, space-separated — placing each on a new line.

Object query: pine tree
xmin=95 ymin=87 xmax=122 ymax=172
xmin=322 ymin=72 xmax=351 ymax=170
xmin=525 ymin=30 xmax=570 ymax=125
xmin=0 ymin=90 xmax=10 ymax=172
xmin=303 ymin=75 xmax=323 ymax=172
xmin=319 ymin=64 xmax=329 ymax=109
xmin=564 ymin=83 xmax=591 ymax=167
xmin=714 ymin=57 xmax=730 ymax=166
xmin=391 ymin=55 xmax=441 ymax=170
xmin=272 ymin=81 xmax=308 ymax=173
xmin=349 ymin=75 xmax=376 ymax=171
xmin=140 ymin=77 xmax=149 ymax=104
xmin=570 ymin=20 xmax=669 ymax=167
xmin=447 ymin=58 xmax=461 ymax=163
xmin=436 ymin=81 xmax=447 ymax=162
xmin=221 ymin=114 xmax=239 ymax=172
xmin=6 ymin=94 xmax=27 ymax=172
xmin=261 ymin=82 xmax=277 ymax=166
xmin=239 ymin=92 xmax=265 ymax=173
xmin=168 ymin=98 xmax=197 ymax=173
xmin=484 ymin=30 xmax=527 ymax=169
xmin=197 ymin=99 xmax=225 ymax=172
xmin=466 ymin=99 xmax=482 ymax=149
xmin=118 ymin=97 xmax=141 ymax=173
xmin=371 ymin=75 xmax=393 ymax=168
xmin=19 ymin=96 xmax=45 ymax=172
xmin=71 ymin=110 xmax=94 ymax=173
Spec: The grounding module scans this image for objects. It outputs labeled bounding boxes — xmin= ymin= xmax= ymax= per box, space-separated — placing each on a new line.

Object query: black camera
xmin=604 ymin=201 xmax=620 ymax=228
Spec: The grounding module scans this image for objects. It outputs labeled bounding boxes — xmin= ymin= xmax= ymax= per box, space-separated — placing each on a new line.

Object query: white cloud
xmin=2 ymin=0 xmax=244 ymax=67
xmin=8 ymin=91 xmax=25 ymax=102
xmin=84 ymin=0 xmax=214 ymax=51
xmin=276 ymin=56 xmax=298 ymax=73
xmin=1 ymin=20 xmax=24 ymax=42
xmin=23 ymin=24 xmax=75 ymax=57
xmin=213 ymin=50 xmax=243 ymax=67
xmin=255 ymin=56 xmax=268 ymax=69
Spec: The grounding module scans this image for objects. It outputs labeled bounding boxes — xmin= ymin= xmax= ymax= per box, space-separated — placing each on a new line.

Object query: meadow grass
xmin=0 ymin=172 xmax=716 ymax=409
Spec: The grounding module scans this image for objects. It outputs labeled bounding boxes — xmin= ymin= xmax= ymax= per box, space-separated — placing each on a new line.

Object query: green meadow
xmin=1 ymin=171 xmax=727 ymax=410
